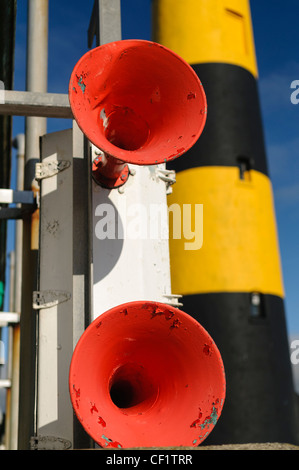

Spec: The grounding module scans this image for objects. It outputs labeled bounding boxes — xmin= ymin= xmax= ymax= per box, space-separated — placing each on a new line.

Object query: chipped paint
xmin=168 ymin=147 xmax=186 ymax=160
xmin=199 ymin=406 xmax=218 ymax=430
xmin=101 ymin=434 xmax=111 ymax=444
xmin=142 ymin=303 xmax=185 ymax=330
xmin=72 ymin=384 xmax=80 ymax=398
xmin=191 ymin=404 xmax=219 ymax=433
xmin=72 ymin=385 xmax=81 ymax=409
xmin=101 ymin=435 xmax=122 ymax=449
xmin=203 ymin=343 xmax=213 ymax=356
xmin=100 ymin=108 xmax=108 ymax=129
xmin=150 ymin=305 xmax=174 ymax=320
xmin=119 ymin=308 xmax=128 ymax=315
xmin=170 ymin=318 xmax=182 ymax=329
xmin=98 ymin=416 xmax=106 ymax=427
xmin=187 ymin=92 xmax=196 ymax=100
xmin=77 ymin=75 xmax=86 ymax=94
xmin=119 ymin=49 xmax=129 ymax=59
xmin=190 ymin=409 xmax=203 ymax=428
xmin=90 ymin=403 xmax=98 ymax=414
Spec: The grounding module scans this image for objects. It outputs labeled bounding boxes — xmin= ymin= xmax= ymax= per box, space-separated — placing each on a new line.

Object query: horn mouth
xmin=69 ymin=301 xmax=225 ymax=448
xmin=109 ymin=362 xmax=159 ymax=414
xmin=69 ymin=39 xmax=207 ymax=165
xmin=103 ymin=106 xmax=150 ymax=152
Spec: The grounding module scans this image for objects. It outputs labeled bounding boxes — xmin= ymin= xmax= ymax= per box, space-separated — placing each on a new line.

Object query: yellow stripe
xmin=168 ymin=167 xmax=284 ymax=297
xmin=152 ymin=0 xmax=258 ymax=78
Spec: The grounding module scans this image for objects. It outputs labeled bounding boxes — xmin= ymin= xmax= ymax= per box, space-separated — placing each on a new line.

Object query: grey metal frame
xmin=0 ymin=90 xmax=72 ymax=119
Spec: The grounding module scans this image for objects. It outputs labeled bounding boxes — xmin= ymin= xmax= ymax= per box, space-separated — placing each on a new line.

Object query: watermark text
xmin=291 ymin=339 xmax=299 ymax=365
xmin=94 ymin=202 xmax=203 ymax=251
xmin=290 ymin=80 xmax=299 ymax=104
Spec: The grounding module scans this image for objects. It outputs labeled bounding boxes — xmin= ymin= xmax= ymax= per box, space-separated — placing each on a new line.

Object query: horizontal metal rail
xmin=0 ymin=189 xmax=37 ymax=219
xmin=0 ymin=379 xmax=12 ymax=389
xmin=0 ymin=312 xmax=20 ymax=327
xmin=0 ymin=189 xmax=35 ymax=205
xmin=0 ymin=90 xmax=73 ymax=119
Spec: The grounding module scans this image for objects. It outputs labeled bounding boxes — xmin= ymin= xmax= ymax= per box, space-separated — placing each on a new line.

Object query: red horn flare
xmin=69 ymin=301 xmax=225 ymax=449
xmin=69 ymin=40 xmax=207 ymax=188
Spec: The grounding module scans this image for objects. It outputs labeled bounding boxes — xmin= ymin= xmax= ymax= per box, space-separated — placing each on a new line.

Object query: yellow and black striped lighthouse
xmin=153 ymin=0 xmax=298 ymax=444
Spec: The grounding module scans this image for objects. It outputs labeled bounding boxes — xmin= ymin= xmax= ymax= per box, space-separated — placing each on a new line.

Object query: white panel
xmin=37 ymin=129 xmax=73 ymax=443
xmin=92 ymin=160 xmax=179 ymax=320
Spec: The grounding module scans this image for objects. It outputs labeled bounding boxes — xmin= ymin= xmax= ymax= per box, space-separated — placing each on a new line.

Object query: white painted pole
xmin=25 ymin=0 xmax=48 ymax=191
xmin=18 ymin=0 xmax=49 ymax=449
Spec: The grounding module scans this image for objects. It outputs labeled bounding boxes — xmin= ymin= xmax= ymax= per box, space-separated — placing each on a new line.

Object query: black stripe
xmin=180 ymin=292 xmax=298 ymax=445
xmin=167 ymin=63 xmax=269 ymax=176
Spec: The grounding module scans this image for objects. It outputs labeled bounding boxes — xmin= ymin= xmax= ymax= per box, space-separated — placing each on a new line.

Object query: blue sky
xmin=7 ymin=0 xmax=299 ymax=342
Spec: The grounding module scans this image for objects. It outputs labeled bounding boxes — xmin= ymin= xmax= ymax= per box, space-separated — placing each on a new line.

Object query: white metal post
xmin=18 ymin=0 xmax=49 ymax=449
xmin=25 ymin=0 xmax=48 ymax=189
xmin=5 ymin=134 xmax=25 ymax=449
xmin=34 ymin=121 xmax=92 ymax=449
xmin=35 ymin=128 xmax=74 ymax=448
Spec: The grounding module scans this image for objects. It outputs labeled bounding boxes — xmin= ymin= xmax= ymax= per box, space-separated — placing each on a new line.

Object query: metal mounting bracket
xmin=156 ymin=168 xmax=176 ymax=194
xmin=32 ymin=290 xmax=71 ymax=310
xmin=30 ymin=435 xmax=72 ymax=450
xmin=163 ymin=293 xmax=183 ymax=307
xmin=35 ymin=160 xmax=71 ymax=181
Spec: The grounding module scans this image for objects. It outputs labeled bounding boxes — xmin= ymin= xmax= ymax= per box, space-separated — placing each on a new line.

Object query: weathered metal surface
xmin=0 ymin=312 xmax=20 ymax=327
xmin=35 ymin=160 xmax=71 ymax=181
xmin=30 ymin=435 xmax=72 ymax=450
xmin=0 ymin=189 xmax=34 ymax=204
xmin=32 ymin=290 xmax=71 ymax=310
xmin=0 ymin=90 xmax=72 ymax=119
xmin=88 ymin=0 xmax=122 ymax=47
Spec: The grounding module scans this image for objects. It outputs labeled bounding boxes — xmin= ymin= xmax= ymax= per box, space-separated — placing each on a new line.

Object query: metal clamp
xmin=33 ymin=290 xmax=71 ymax=310
xmin=163 ymin=293 xmax=183 ymax=307
xmin=35 ymin=160 xmax=71 ymax=181
xmin=30 ymin=435 xmax=72 ymax=450
xmin=156 ymin=168 xmax=176 ymax=194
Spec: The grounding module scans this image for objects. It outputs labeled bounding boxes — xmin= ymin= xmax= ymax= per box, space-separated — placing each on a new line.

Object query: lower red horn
xmin=69 ymin=301 xmax=226 ymax=448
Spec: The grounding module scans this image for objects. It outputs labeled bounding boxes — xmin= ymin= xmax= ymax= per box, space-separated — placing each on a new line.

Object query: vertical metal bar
xmin=6 ymin=134 xmax=25 ymax=450
xmin=12 ymin=134 xmax=25 ymax=315
xmin=36 ymin=129 xmax=74 ymax=448
xmin=35 ymin=123 xmax=92 ymax=449
xmin=18 ymin=0 xmax=48 ymax=449
xmin=88 ymin=0 xmax=121 ymax=47
xmin=3 ymin=252 xmax=15 ymax=448
xmin=25 ymin=1 xmax=48 ymax=190
xmin=98 ymin=0 xmax=122 ymax=45
xmin=72 ymin=122 xmax=93 ymax=449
